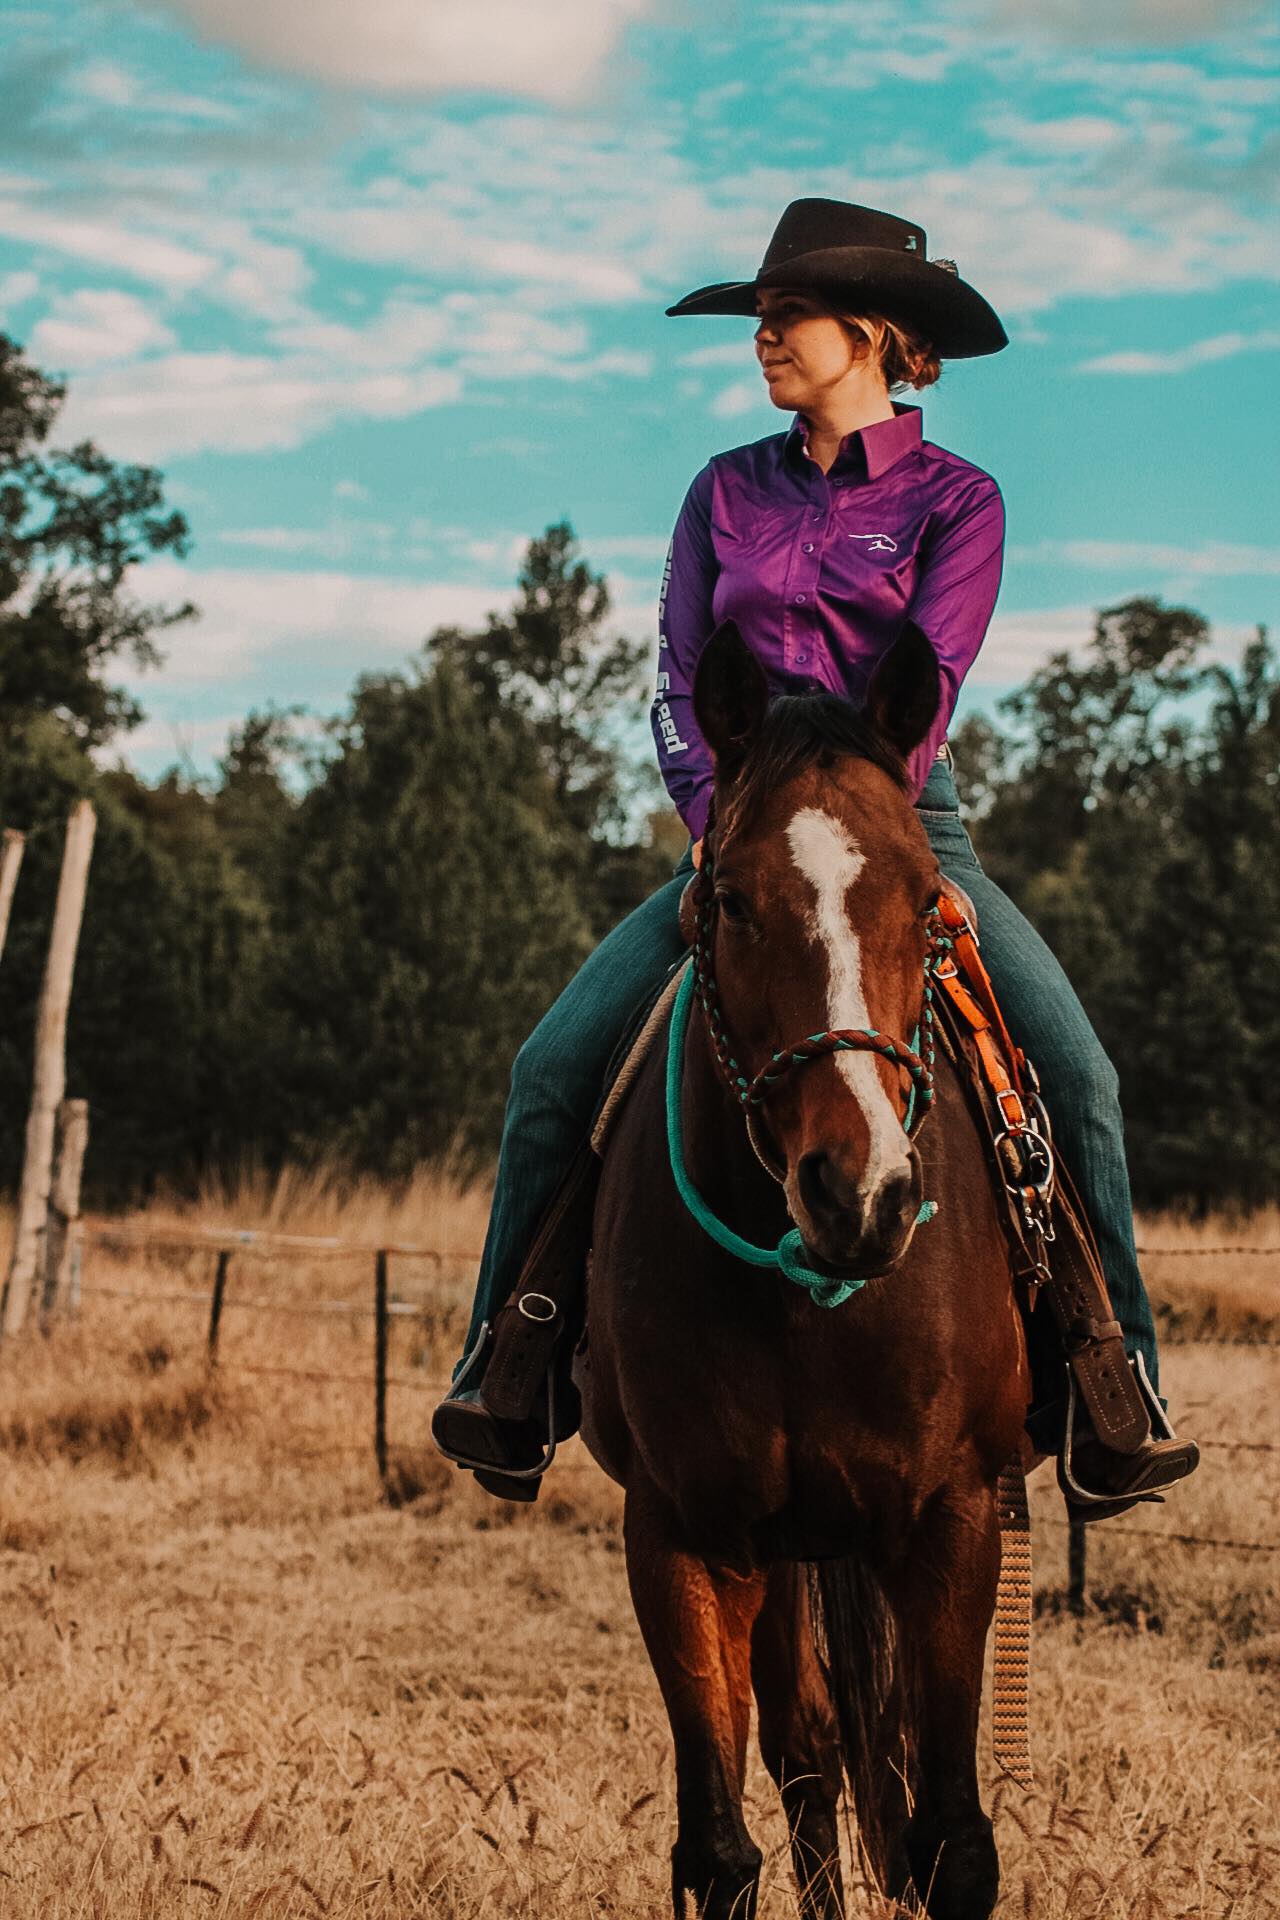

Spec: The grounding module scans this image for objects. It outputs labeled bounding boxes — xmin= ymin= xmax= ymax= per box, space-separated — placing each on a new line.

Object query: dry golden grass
xmin=1136 ymin=1206 xmax=1280 ymax=1347
xmin=0 ymin=1183 xmax=1276 ymax=1918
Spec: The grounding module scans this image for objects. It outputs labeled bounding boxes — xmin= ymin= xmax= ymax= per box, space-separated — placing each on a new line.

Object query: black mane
xmin=722 ymin=691 xmax=908 ymax=835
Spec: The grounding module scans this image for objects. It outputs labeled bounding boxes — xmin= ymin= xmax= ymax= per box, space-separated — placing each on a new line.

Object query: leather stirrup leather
xmin=479 ymin=1139 xmax=600 ymax=1425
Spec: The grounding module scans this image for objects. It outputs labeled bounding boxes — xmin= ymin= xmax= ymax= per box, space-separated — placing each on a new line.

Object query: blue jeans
xmin=458 ymin=759 xmax=1158 ymax=1393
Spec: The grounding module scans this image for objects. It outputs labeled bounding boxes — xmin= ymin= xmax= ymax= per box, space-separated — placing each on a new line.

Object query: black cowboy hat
xmin=666 ymin=198 xmax=1007 ymax=359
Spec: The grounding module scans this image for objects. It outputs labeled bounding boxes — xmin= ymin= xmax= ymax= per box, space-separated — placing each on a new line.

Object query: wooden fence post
xmin=0 ymin=828 xmax=25 ymax=966
xmin=1068 ymin=1517 xmax=1087 ymax=1617
xmin=66 ymin=1226 xmax=85 ymax=1317
xmin=39 ymin=1097 xmax=90 ymax=1324
xmin=2 ymin=800 xmax=96 ymax=1339
xmin=374 ymin=1249 xmax=389 ymax=1490
xmin=207 ymin=1249 xmax=230 ymax=1363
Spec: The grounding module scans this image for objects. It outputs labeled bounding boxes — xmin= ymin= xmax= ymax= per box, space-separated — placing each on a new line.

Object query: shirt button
xmin=795 ymin=593 xmax=807 ymax=604
xmin=796 ymin=652 xmax=808 ymax=664
xmin=802 ymin=542 xmax=814 ymax=554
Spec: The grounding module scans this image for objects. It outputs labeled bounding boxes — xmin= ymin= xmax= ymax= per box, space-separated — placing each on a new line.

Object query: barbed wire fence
xmin=69 ymin=1219 xmax=1280 ymax=1609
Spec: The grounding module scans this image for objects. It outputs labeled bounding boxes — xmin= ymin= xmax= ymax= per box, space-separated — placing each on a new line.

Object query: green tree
xmin=0 ymin=331 xmax=263 ymax=1201
xmin=0 ymin=332 xmax=195 ymax=748
xmin=959 ymin=597 xmax=1209 ymax=896
xmin=212 ymin=704 xmax=312 ymax=900
xmin=267 ymin=655 xmax=594 ymax=1176
xmin=957 ymin=600 xmax=1280 ymax=1213
xmin=433 ymin=521 xmax=671 ymax=935
xmin=0 ymin=737 xmax=277 ymax=1199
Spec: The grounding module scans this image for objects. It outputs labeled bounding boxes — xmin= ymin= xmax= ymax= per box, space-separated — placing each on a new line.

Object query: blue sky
xmin=1 ymin=0 xmax=1277 ymax=780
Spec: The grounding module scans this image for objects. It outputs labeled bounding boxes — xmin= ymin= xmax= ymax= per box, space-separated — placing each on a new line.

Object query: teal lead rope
xmin=665 ymin=964 xmax=937 ymax=1311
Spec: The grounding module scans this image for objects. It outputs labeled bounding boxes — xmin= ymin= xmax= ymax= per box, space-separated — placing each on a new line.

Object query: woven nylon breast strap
xmin=993 ymin=1457 xmax=1034 ymax=1791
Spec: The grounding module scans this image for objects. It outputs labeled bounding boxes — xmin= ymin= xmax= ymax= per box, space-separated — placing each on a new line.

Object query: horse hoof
xmin=671 ymin=1839 xmax=763 ymax=1920
xmin=905 ymin=1813 xmax=999 ymax=1920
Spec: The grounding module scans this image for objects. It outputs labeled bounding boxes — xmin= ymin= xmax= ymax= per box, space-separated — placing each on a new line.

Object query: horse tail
xmin=807 ymin=1554 xmax=910 ymax=1887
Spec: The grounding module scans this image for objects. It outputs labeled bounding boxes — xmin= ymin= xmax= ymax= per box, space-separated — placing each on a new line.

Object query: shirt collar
xmin=786 ymin=402 xmax=923 ymax=481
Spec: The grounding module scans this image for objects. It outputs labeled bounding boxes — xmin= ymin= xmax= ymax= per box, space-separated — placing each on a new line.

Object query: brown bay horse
xmin=578 ymin=622 xmax=1029 ymax=1919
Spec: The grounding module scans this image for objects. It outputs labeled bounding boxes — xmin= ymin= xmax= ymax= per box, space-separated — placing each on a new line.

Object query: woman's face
xmin=754 ymin=288 xmax=878 ymax=412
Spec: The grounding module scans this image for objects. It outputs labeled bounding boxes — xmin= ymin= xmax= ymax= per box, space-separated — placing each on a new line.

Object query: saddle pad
xmin=590 ymin=956 xmax=692 ymax=1158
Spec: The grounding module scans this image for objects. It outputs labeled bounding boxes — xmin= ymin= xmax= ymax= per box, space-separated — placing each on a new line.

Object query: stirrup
xmin=1058 ymin=1355 xmax=1198 ymax=1524
xmin=430 ymin=1322 xmax=558 ymax=1499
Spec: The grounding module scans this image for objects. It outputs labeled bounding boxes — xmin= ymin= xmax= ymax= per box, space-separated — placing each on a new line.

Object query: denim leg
xmin=916 ymin=794 xmax=1159 ymax=1392
xmin=457 ymin=846 xmax=696 ymax=1372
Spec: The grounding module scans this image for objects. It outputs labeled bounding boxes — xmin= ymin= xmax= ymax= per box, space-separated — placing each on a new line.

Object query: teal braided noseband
xmin=665 ymin=963 xmax=938 ymax=1311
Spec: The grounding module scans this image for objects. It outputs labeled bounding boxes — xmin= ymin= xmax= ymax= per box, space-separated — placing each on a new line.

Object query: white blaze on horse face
xmin=786 ymin=807 xmax=913 ymax=1197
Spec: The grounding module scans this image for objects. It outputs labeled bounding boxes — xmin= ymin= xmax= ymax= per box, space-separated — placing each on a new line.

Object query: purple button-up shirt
xmin=650 ymin=403 xmax=1004 ymax=841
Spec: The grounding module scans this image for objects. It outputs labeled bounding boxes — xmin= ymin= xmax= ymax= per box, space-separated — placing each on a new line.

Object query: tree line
xmin=1 ymin=331 xmax=1275 ymax=1213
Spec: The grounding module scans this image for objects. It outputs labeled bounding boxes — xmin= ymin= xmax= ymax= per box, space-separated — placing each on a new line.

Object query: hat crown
xmin=760 ymin=199 xmax=927 ymax=273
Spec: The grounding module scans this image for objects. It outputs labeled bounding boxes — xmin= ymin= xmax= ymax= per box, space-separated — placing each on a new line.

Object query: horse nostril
xmin=798 ymin=1150 xmax=859 ymax=1225
xmin=873 ymin=1165 xmax=920 ymax=1242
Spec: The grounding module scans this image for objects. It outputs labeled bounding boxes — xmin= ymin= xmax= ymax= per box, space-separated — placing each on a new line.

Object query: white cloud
xmin=215 ymin=524 xmax=398 ymax=559
xmin=116 ymin=550 xmax=662 ymax=776
xmin=979 ymin=112 xmax=1126 ymax=154
xmin=114 ymin=709 xmax=247 ymax=769
xmin=0 ymin=268 xmax=39 ymax=309
xmin=841 ymin=154 xmax=1277 ymax=315
xmin=196 ymin=220 xmax=311 ymax=322
xmin=296 ymin=195 xmax=647 ymax=305
xmin=965 ymin=606 xmax=1097 ymax=683
xmin=437 ymin=297 xmax=652 ymax=380
xmin=0 ymin=185 xmax=311 ymax=323
xmin=678 ymin=341 xmax=754 ymax=369
xmin=71 ymin=60 xmax=139 ymax=109
xmin=151 ymin=0 xmax=656 ymax=106
xmin=1042 ymin=54 xmax=1280 ymax=108
xmin=129 ymin=559 xmax=511 ymax=690
xmin=984 ymin=0 xmax=1269 ymax=45
xmin=1078 ymin=327 xmax=1280 ymax=373
xmin=301 ymin=111 xmax=738 ymax=306
xmin=1011 ymin=538 xmax=1280 ymax=577
xmin=588 ymin=534 xmax=673 ymax=563
xmin=267 ymin=300 xmax=452 ymax=368
xmin=769 ymin=6 xmax=1276 ymax=312
xmin=211 ymin=520 xmax=674 ymax=575
xmin=710 ymin=377 xmax=769 ymax=420
xmin=56 ymin=348 xmax=463 ymax=458
xmin=45 ymin=277 xmax=654 ymax=458
xmin=0 ymin=196 xmax=216 ymax=292
xmin=774 ymin=4 xmax=983 ymax=89
xmin=29 ymin=288 xmax=177 ymax=369
xmin=69 ymin=58 xmax=242 ymax=122
xmin=962 ymin=603 xmax=1261 ymax=687
xmin=1064 ymin=540 xmax=1280 ymax=577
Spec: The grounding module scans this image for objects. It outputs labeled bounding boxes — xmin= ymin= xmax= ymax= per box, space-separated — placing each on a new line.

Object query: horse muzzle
xmin=791 ymin=1146 xmax=924 ymax=1275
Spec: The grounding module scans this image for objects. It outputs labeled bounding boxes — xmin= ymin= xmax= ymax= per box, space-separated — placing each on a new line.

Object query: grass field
xmin=0 ymin=1174 xmax=1277 ymax=1918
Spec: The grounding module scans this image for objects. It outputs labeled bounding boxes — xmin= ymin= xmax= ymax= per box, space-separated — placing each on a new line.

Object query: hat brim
xmin=665 ymin=247 xmax=1007 ymax=359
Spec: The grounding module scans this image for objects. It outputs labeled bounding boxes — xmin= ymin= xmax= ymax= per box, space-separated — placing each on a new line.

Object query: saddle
xmin=456 ymin=880 xmax=1171 ymax=1507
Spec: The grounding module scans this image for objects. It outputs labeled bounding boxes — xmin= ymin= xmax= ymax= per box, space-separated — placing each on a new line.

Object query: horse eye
xmin=716 ymin=888 xmax=752 ymax=926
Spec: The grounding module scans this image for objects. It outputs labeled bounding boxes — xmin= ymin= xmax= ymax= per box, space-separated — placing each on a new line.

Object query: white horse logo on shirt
xmin=847 ymin=531 xmax=899 ymax=554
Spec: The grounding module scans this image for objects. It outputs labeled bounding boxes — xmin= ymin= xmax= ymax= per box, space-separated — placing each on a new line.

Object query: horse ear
xmin=693 ymin=622 xmax=769 ymax=777
xmin=864 ymin=621 xmax=941 ymax=762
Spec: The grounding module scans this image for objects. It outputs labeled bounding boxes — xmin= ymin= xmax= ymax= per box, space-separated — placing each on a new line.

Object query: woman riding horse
xmin=432 ymin=196 xmax=1198 ymax=1515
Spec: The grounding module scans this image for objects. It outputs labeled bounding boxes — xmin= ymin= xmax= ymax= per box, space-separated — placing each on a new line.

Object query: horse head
xmin=692 ymin=619 xmax=943 ymax=1278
